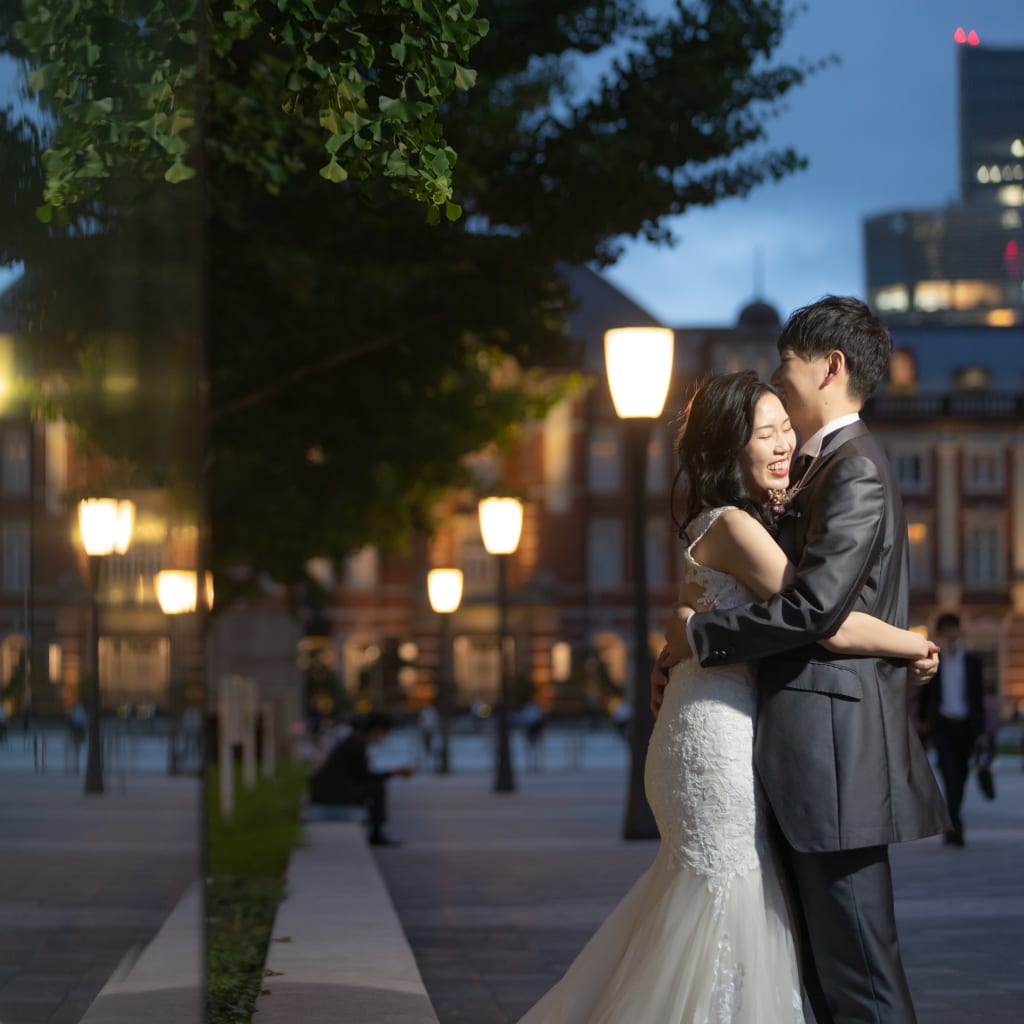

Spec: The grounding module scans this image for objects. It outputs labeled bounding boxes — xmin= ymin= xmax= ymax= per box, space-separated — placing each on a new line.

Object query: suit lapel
xmin=798 ymin=420 xmax=869 ymax=492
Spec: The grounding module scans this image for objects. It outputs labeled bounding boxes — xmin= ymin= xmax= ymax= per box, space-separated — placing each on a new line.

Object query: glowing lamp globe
xmin=603 ymin=327 xmax=675 ymax=419
xmin=478 ymin=497 xmax=524 ymax=555
xmin=427 ymin=568 xmax=464 ymax=614
xmin=79 ymin=498 xmax=136 ymax=556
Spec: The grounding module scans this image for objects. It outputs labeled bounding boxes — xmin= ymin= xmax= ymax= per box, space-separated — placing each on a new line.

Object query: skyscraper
xmin=864 ymin=38 xmax=1024 ymax=326
xmin=959 ymin=43 xmax=1024 ymax=208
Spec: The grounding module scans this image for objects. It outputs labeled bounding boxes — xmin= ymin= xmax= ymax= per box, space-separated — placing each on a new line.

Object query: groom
xmin=653 ymin=296 xmax=949 ymax=1023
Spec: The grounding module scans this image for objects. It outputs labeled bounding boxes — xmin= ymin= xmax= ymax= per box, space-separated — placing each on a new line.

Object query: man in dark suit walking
xmin=653 ymin=296 xmax=949 ymax=1023
xmin=917 ymin=612 xmax=985 ymax=846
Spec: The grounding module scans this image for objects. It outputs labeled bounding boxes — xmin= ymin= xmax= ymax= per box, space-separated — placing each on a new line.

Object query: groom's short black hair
xmin=777 ymin=295 xmax=892 ymax=401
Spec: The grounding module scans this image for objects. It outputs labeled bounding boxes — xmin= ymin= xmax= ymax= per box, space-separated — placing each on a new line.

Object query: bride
xmin=517 ymin=372 xmax=932 ymax=1024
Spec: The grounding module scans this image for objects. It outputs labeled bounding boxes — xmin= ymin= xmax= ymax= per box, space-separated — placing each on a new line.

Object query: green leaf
xmin=35 ymin=204 xmax=53 ymax=223
xmin=445 ymin=201 xmax=462 ymax=221
xmin=453 ymin=64 xmax=476 ymax=90
xmin=319 ymin=159 xmax=348 ymax=183
xmin=165 ymin=159 xmax=196 ymax=183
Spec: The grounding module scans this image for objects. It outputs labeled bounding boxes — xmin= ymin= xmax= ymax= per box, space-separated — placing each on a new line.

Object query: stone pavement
xmin=0 ymin=733 xmax=201 ymax=1024
xmin=373 ymin=727 xmax=1024 ymax=1024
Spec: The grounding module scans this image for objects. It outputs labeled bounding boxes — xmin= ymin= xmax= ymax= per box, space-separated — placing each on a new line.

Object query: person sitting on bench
xmin=308 ymin=711 xmax=414 ymax=846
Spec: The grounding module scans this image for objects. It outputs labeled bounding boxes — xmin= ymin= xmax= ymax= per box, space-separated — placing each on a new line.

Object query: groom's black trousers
xmin=774 ymin=834 xmax=916 ymax=1024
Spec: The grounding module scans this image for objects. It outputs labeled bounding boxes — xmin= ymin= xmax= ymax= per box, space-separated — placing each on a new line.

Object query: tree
xmin=3 ymin=1 xmax=821 ymax=601
xmin=13 ymin=0 xmax=489 ymax=214
xmin=207 ymin=0 xmax=819 ymax=593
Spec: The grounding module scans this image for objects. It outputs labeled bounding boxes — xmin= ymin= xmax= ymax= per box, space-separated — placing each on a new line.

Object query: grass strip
xmin=206 ymin=760 xmax=308 ymax=1024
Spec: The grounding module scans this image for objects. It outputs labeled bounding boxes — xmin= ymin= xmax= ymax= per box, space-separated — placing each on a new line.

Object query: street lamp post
xmin=426 ymin=568 xmax=464 ymax=775
xmin=478 ymin=497 xmax=524 ymax=794
xmin=604 ymin=326 xmax=674 ymax=840
xmin=78 ymin=498 xmax=135 ymax=795
xmin=155 ymin=568 xmax=212 ymax=774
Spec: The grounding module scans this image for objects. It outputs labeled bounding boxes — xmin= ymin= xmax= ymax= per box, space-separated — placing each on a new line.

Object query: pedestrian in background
xmin=417 ymin=702 xmax=440 ymax=771
xmin=308 ymin=711 xmax=414 ymax=846
xmin=918 ymin=612 xmax=985 ymax=846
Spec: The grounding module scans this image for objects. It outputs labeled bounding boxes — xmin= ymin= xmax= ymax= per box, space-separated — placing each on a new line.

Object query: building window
xmin=587 ymin=426 xmax=621 ymax=494
xmin=906 ymin=520 xmax=932 ymax=588
xmin=587 ymin=518 xmax=622 ymax=590
xmin=453 ymin=634 xmax=503 ymax=705
xmin=48 ymin=643 xmax=62 ymax=684
xmin=964 ymin=446 xmax=1004 ymax=494
xmin=459 ymin=537 xmax=496 ymax=595
xmin=889 ymin=349 xmax=916 ymax=392
xmin=344 ymin=546 xmax=378 ymax=590
xmin=551 ymin=641 xmax=571 ymax=683
xmin=891 ymin=447 xmax=930 ymax=495
xmin=45 ymin=421 xmax=68 ymax=513
xmin=646 ymin=517 xmax=667 ymax=587
xmin=954 ymin=366 xmax=991 ymax=391
xmin=97 ymin=636 xmax=170 ymax=706
xmin=951 ymin=280 xmax=1003 ymax=310
xmin=2 ymin=429 xmax=29 ymax=496
xmin=646 ymin=431 xmax=668 ymax=494
xmin=964 ymin=519 xmax=1004 ymax=588
xmin=101 ymin=542 xmax=163 ymax=605
xmin=913 ymin=280 xmax=952 ymax=312
xmin=543 ymin=400 xmax=573 ymax=514
xmin=1 ymin=521 xmax=29 ymax=592
xmin=875 ymin=286 xmax=909 ymax=313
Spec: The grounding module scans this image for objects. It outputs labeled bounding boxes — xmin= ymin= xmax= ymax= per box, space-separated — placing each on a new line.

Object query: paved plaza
xmin=374 ymin=725 xmax=1024 ymax=1024
xmin=0 ymin=729 xmax=201 ymax=1024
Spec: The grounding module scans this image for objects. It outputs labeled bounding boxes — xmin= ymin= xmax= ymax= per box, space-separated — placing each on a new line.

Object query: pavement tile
xmin=0 ymin=757 xmax=200 ymax=1024
xmin=372 ymin=728 xmax=1024 ymax=1024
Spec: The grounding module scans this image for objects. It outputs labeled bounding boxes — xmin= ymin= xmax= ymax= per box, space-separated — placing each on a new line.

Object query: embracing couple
xmin=519 ymin=296 xmax=950 ymax=1023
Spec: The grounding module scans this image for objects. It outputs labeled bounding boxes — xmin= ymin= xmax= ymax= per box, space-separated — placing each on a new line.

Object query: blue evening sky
xmin=3 ymin=3 xmax=1022 ymax=325
xmin=605 ymin=0 xmax=1024 ymax=326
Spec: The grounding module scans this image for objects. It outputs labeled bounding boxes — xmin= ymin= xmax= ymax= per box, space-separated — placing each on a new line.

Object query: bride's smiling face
xmin=739 ymin=393 xmax=794 ymax=499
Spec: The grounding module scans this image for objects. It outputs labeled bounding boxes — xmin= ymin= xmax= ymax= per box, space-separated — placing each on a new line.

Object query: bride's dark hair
xmin=670 ymin=371 xmax=783 ymax=538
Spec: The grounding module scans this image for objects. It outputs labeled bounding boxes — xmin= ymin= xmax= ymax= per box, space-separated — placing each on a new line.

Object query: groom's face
xmin=771 ymin=347 xmax=826 ymax=436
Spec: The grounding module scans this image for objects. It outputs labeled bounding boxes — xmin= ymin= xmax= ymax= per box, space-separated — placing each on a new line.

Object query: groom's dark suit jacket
xmin=689 ymin=420 xmax=949 ymax=852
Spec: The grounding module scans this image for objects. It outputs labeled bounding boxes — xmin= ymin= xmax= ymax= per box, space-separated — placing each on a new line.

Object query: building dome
xmin=737 ymin=299 xmax=781 ymax=329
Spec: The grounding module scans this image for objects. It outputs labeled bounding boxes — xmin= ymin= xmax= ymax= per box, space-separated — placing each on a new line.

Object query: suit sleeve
xmin=690 ymin=454 xmax=887 ymax=667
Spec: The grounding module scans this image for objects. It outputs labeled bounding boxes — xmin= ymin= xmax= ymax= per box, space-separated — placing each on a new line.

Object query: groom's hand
xmin=908 ymin=642 xmax=940 ymax=686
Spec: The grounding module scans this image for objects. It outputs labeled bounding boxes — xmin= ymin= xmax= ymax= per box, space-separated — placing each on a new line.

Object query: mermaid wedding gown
xmin=518 ymin=507 xmax=806 ymax=1023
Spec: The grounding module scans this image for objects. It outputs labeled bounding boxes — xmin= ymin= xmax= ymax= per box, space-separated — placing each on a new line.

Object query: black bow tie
xmin=790 ymin=452 xmax=813 ymax=486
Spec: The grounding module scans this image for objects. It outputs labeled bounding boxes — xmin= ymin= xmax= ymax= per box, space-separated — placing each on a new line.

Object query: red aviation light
xmin=954 ymin=27 xmax=967 ymax=44
xmin=968 ymin=29 xmax=980 ymax=45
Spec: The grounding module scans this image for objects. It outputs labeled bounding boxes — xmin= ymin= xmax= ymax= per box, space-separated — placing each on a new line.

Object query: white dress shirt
xmin=938 ymin=648 xmax=969 ymax=721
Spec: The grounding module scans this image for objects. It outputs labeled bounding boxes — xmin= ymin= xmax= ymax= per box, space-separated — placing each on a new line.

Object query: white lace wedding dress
xmin=518 ymin=507 xmax=806 ymax=1024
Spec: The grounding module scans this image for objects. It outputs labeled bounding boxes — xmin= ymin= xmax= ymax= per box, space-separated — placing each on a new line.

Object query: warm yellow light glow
xmin=874 ymin=286 xmax=909 ymax=313
xmin=986 ymin=308 xmax=1016 ymax=327
xmin=78 ymin=498 xmax=136 ymax=556
xmin=1012 ymin=139 xmax=1024 ymax=158
xmin=907 ymin=523 xmax=928 ymax=543
xmin=913 ymin=281 xmax=952 ymax=312
xmin=603 ymin=327 xmax=674 ymax=419
xmin=997 ymin=184 xmax=1024 ymax=206
xmin=427 ymin=568 xmax=464 ymax=614
xmin=114 ymin=501 xmax=135 ymax=554
xmin=155 ymin=569 xmax=214 ymax=614
xmin=0 ymin=335 xmax=13 ymax=412
xmin=478 ymin=497 xmax=524 ymax=555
